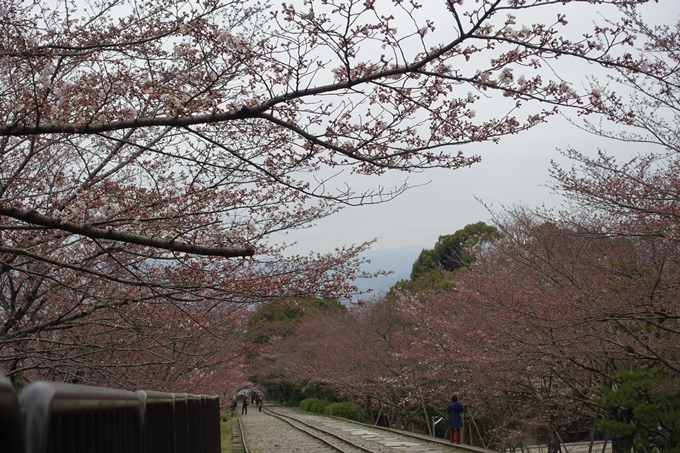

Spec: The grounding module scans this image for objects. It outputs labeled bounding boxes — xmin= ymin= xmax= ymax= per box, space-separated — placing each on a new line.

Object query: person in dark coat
xmin=447 ymin=395 xmax=464 ymax=444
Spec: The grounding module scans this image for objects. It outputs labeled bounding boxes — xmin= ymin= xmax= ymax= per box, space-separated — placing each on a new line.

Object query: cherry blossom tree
xmin=249 ymin=209 xmax=679 ymax=449
xmin=442 ymin=200 xmax=678 ymax=453
xmin=541 ymin=13 xmax=680 ymax=451
xmin=0 ymin=0 xmax=667 ymax=388
xmin=441 ymin=15 xmax=680 ymax=443
xmin=244 ymin=2 xmax=679 ymax=448
xmin=250 ymin=298 xmax=444 ymax=429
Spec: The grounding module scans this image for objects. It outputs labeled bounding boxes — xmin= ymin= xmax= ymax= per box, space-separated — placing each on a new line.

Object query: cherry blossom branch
xmin=0 ymin=206 xmax=254 ymax=258
xmin=0 ymin=245 xmax=158 ymax=287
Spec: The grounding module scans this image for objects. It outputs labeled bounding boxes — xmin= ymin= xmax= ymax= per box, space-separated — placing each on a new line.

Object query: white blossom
xmin=498 ymin=68 xmax=514 ymax=85
xmin=247 ymin=220 xmax=257 ymax=235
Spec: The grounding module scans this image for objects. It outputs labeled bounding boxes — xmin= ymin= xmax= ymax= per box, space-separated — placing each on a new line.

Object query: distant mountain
xmin=353 ymin=245 xmax=425 ymax=299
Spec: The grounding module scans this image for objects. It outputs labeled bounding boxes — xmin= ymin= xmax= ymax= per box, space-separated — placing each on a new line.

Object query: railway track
xmin=237 ymin=405 xmax=474 ymax=453
xmin=233 ymin=412 xmax=250 ymax=453
xmin=314 ymin=409 xmax=495 ymax=453
xmin=263 ymin=406 xmax=381 ymax=453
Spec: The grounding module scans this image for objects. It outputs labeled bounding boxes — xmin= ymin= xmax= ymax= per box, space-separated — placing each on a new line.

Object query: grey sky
xmin=281 ymin=115 xmax=658 ymax=256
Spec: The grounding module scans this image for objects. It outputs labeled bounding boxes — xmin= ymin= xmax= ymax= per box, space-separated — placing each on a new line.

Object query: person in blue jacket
xmin=447 ymin=395 xmax=465 ymax=444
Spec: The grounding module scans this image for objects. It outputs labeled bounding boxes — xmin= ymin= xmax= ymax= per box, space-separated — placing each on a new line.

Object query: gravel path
xmin=239 ymin=405 xmax=453 ymax=453
xmin=238 ymin=406 xmax=339 ymax=453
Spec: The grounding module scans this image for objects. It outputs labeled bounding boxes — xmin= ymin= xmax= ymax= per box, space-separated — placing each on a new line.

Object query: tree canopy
xmin=246 ymin=297 xmax=346 ymax=344
xmin=410 ymin=221 xmax=500 ymax=279
xmin=0 ymin=0 xmax=671 ymax=391
xmin=389 ymin=221 xmax=499 ymax=293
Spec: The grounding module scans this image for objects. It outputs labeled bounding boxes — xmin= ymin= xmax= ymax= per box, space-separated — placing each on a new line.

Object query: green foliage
xmin=595 ymin=367 xmax=680 ymax=453
xmin=390 ymin=269 xmax=457 ymax=294
xmin=220 ymin=420 xmax=232 ymax=453
xmin=310 ymin=398 xmax=332 ymax=413
xmin=389 ymin=221 xmax=498 ymax=294
xmin=246 ymin=297 xmax=346 ymax=344
xmin=300 ymin=399 xmax=361 ymax=421
xmin=410 ymin=221 xmax=499 ymax=280
xmin=324 ymin=402 xmax=361 ymax=420
xmin=256 ymin=379 xmax=338 ymax=408
xmin=299 ymin=397 xmax=332 ymax=414
xmin=299 ymin=398 xmax=318 ymax=411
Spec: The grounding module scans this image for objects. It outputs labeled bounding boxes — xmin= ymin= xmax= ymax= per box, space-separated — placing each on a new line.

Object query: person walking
xmin=230 ymin=399 xmax=237 ymax=417
xmin=241 ymin=396 xmax=249 ymax=415
xmin=258 ymin=398 xmax=263 ymax=412
xmin=447 ymin=395 xmax=464 ymax=444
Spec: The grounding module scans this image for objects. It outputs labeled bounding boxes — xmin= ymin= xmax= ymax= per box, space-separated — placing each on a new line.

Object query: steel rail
xmin=263 ymin=407 xmax=380 ymax=453
xmin=235 ymin=415 xmax=250 ymax=453
xmin=265 ymin=405 xmax=490 ymax=453
xmin=315 ymin=411 xmax=494 ymax=453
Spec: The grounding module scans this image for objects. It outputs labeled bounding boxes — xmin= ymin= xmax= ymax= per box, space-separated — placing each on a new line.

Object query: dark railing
xmin=1 ymin=371 xmax=26 ymax=453
xmin=0 ymin=372 xmax=220 ymax=453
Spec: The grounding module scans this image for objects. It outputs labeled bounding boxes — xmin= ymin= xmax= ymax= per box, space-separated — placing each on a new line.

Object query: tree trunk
xmin=422 ymin=402 xmax=431 ymax=436
xmin=546 ymin=431 xmax=561 ymax=453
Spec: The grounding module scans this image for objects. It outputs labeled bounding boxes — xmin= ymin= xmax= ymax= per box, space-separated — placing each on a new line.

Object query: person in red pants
xmin=447 ymin=395 xmax=465 ymax=444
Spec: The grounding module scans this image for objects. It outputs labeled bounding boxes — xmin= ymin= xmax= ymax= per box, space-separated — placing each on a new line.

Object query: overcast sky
xmin=274 ymin=1 xmax=674 ymax=256
xmin=278 ymin=115 xmax=658 ymax=256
